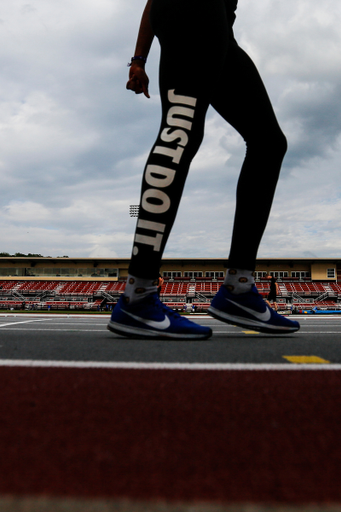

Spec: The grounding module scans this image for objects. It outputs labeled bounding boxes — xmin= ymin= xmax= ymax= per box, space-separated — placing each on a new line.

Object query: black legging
xmin=129 ymin=0 xmax=287 ymax=279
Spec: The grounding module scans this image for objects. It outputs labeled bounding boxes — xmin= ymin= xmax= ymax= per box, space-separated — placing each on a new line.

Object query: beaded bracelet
xmin=127 ymin=55 xmax=147 ymax=67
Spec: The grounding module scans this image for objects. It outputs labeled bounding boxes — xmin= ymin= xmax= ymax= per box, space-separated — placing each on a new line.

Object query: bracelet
xmin=127 ymin=55 xmax=147 ymax=67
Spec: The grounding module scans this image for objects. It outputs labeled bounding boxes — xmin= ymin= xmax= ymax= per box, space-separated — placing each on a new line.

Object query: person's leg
xmin=127 ymin=87 xmax=209 ymax=284
xmin=126 ymin=0 xmax=230 ymax=299
xmin=109 ymin=0 xmax=231 ymax=338
xmin=208 ymin=43 xmax=299 ymax=333
xmin=210 ymin=42 xmax=287 ymax=272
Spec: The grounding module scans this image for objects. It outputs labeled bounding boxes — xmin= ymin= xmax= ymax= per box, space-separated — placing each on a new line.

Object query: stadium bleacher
xmin=0 ymin=278 xmax=340 ymax=312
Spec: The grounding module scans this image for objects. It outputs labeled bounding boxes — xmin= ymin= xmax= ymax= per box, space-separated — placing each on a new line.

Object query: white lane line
xmin=0 ymin=328 xmax=105 ymax=332
xmin=0 ymin=360 xmax=340 ymax=370
xmin=0 ymin=327 xmax=340 ymax=335
xmin=0 ymin=327 xmax=233 ymax=332
xmin=0 ymin=314 xmax=109 ymax=320
xmin=0 ymin=319 xmax=50 ymax=328
xmin=0 ymin=327 xmax=302 ymax=334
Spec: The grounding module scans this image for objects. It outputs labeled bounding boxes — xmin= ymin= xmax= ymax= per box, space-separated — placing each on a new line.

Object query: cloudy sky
xmin=0 ymin=0 xmax=341 ymax=259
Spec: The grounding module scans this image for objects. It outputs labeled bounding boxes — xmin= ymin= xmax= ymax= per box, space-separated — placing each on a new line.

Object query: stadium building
xmin=0 ymin=256 xmax=340 ymax=312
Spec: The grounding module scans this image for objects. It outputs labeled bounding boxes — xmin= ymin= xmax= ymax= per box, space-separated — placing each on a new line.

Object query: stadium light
xmin=129 ymin=205 xmax=140 ymax=217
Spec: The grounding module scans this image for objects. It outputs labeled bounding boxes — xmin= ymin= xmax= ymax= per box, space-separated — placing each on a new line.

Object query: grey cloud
xmin=0 ymin=0 xmax=341 ymax=257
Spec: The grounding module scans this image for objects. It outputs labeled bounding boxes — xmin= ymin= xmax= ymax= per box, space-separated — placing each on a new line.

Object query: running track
xmin=1 ymin=313 xmax=341 ymax=511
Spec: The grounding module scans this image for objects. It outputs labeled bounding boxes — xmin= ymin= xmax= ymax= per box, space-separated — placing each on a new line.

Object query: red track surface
xmin=1 ymin=367 xmax=341 ymax=503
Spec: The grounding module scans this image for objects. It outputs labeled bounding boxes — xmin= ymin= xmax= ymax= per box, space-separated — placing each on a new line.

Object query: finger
xmin=126 ymin=74 xmax=149 ymax=96
xmin=140 ymin=80 xmax=150 ymax=98
xmin=143 ymin=86 xmax=150 ymax=99
xmin=126 ymin=80 xmax=141 ymax=92
xmin=133 ymin=80 xmax=144 ymax=94
xmin=126 ymin=73 xmax=138 ymax=88
xmin=126 ymin=78 xmax=136 ymax=91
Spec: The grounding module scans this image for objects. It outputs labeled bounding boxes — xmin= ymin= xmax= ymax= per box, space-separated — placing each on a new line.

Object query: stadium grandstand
xmin=0 ymin=256 xmax=341 ymax=312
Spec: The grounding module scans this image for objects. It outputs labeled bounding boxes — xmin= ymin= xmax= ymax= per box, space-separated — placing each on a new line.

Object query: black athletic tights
xmin=129 ymin=0 xmax=287 ymax=279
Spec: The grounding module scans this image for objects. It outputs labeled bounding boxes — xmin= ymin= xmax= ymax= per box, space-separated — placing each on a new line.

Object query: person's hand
xmin=126 ymin=63 xmax=150 ymax=98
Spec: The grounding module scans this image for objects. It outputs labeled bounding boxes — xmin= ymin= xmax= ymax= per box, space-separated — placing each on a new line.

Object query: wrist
xmin=128 ymin=55 xmax=147 ymax=67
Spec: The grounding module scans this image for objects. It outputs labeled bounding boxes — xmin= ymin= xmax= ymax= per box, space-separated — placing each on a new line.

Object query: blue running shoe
xmin=108 ymin=293 xmax=212 ymax=340
xmin=208 ymin=285 xmax=300 ymax=334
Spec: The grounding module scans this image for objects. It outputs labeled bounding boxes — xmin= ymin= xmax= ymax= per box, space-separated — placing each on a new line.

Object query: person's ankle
xmin=124 ymin=274 xmax=158 ymax=304
xmin=223 ymin=268 xmax=254 ymax=295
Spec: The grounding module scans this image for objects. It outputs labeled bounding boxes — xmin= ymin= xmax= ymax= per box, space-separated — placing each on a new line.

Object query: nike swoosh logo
xmin=123 ymin=310 xmax=171 ymax=330
xmin=226 ymin=299 xmax=271 ymax=322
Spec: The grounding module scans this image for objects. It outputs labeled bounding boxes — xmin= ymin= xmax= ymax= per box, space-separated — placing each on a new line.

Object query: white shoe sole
xmin=107 ymin=320 xmax=212 ymax=340
xmin=208 ymin=306 xmax=299 ymax=334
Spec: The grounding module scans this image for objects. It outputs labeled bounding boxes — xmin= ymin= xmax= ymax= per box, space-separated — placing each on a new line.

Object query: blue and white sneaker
xmin=108 ymin=293 xmax=212 ymax=340
xmin=208 ymin=285 xmax=300 ymax=334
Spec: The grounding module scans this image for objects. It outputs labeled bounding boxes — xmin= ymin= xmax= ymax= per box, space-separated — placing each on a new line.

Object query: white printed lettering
xmin=167 ymin=106 xmax=194 ymax=131
xmin=137 ymin=219 xmax=166 ymax=233
xmin=145 ymin=165 xmax=176 ymax=188
xmin=153 ymin=145 xmax=184 ymax=164
xmin=160 ymin=128 xmax=188 ymax=147
xmin=134 ymin=90 xmax=198 ymax=253
xmin=168 ymin=89 xmax=197 ymax=107
xmin=141 ymin=189 xmax=171 ymax=214
xmin=134 ymin=233 xmax=163 ymax=252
